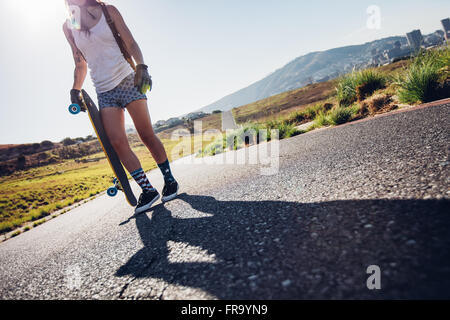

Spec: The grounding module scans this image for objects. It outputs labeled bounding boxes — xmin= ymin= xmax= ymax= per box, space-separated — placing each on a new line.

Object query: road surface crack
xmin=118 ymin=218 xmax=176 ymax=299
xmin=118 ymin=256 xmax=156 ymax=299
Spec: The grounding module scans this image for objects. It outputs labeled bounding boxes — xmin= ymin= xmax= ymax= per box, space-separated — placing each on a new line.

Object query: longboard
xmin=68 ymin=90 xmax=137 ymax=207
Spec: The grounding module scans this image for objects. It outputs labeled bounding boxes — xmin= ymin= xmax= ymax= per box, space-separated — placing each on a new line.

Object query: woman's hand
xmin=70 ymin=89 xmax=86 ymax=112
xmin=135 ymin=64 xmax=152 ymax=94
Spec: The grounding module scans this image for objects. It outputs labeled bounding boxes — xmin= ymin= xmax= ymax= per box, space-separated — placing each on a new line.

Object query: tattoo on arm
xmin=74 ymin=50 xmax=85 ymax=65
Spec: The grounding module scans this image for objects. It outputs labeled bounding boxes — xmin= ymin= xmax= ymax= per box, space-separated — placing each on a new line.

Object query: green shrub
xmin=328 ymin=107 xmax=356 ymax=125
xmin=303 ymin=104 xmax=324 ymax=119
xmin=396 ymin=47 xmax=449 ymax=104
xmin=33 ymin=220 xmax=45 ymax=228
xmin=236 ymin=123 xmax=267 ymax=145
xmin=201 ymin=121 xmax=301 ymax=157
xmin=202 ymin=134 xmax=226 ymax=156
xmin=313 ymin=111 xmax=331 ymax=127
xmin=264 ymin=120 xmax=301 ymax=139
xmin=11 ymin=231 xmax=21 ymax=238
xmin=287 ymin=103 xmax=331 ymax=125
xmin=336 ymin=69 xmax=387 ymax=106
xmin=0 ymin=222 xmax=14 ymax=234
xmin=278 ymin=122 xmax=301 ymax=139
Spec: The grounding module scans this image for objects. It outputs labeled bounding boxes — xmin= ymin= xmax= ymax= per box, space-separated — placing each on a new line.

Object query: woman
xmin=63 ymin=0 xmax=178 ymax=214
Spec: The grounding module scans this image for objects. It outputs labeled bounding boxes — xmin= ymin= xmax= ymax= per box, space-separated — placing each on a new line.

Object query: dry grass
xmin=0 ymin=137 xmax=188 ymax=235
xmin=232 ymin=81 xmax=337 ymax=124
xmin=356 ymin=94 xmax=398 ymax=119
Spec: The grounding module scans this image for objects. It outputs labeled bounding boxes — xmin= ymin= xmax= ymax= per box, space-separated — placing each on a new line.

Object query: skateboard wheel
xmin=69 ymin=104 xmax=81 ymax=115
xmin=107 ymin=186 xmax=118 ymax=197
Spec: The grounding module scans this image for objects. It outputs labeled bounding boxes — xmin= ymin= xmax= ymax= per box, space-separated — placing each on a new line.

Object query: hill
xmin=197 ymin=35 xmax=415 ymax=113
xmin=232 ymin=59 xmax=411 ymax=124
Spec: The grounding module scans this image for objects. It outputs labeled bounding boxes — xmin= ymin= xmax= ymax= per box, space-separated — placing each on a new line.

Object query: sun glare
xmin=4 ymin=0 xmax=66 ymax=29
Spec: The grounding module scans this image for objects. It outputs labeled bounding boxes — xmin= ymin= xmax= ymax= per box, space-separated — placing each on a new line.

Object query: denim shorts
xmin=98 ymin=73 xmax=147 ymax=110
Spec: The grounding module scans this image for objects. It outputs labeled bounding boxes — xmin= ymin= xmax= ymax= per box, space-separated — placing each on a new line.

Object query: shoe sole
xmin=161 ymin=185 xmax=179 ymax=203
xmin=134 ymin=194 xmax=160 ymax=215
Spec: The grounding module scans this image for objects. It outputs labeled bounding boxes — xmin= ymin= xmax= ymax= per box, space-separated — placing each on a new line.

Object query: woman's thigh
xmin=126 ymin=99 xmax=155 ymax=138
xmin=100 ymin=107 xmax=128 ymax=147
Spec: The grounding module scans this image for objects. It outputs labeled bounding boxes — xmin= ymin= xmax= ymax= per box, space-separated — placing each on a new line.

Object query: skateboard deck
xmin=69 ymin=90 xmax=137 ymax=207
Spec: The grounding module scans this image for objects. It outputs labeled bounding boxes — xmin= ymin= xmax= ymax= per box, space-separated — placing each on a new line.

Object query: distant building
xmin=371 ymin=52 xmax=389 ymax=66
xmin=154 ymin=120 xmax=166 ymax=128
xmin=424 ymin=30 xmax=446 ymax=47
xmin=383 ymin=40 xmax=412 ymax=62
xmin=184 ymin=111 xmax=207 ymax=121
xmin=166 ymin=117 xmax=183 ymax=127
xmin=442 ymin=18 xmax=450 ymax=41
xmin=406 ymin=30 xmax=424 ymax=51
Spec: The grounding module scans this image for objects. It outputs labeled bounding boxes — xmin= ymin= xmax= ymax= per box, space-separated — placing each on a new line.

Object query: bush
xmin=40 ymin=140 xmax=54 ymax=149
xmin=235 ymin=123 xmax=266 ymax=146
xmin=202 ymin=134 xmax=226 ymax=156
xmin=265 ymin=120 xmax=300 ymax=139
xmin=396 ymin=47 xmax=449 ymax=104
xmin=11 ymin=231 xmax=21 ymax=238
xmin=313 ymin=112 xmax=331 ymax=127
xmin=336 ymin=69 xmax=387 ymax=106
xmin=61 ymin=137 xmax=76 ymax=146
xmin=31 ymin=209 xmax=50 ymax=221
xmin=328 ymin=107 xmax=355 ymax=125
xmin=201 ymin=121 xmax=301 ymax=157
xmin=16 ymin=155 xmax=26 ymax=170
xmin=287 ymin=103 xmax=333 ymax=125
xmin=0 ymin=222 xmax=14 ymax=234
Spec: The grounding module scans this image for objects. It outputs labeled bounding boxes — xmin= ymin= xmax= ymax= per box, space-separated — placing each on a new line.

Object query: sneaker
xmin=162 ymin=180 xmax=179 ymax=202
xmin=135 ymin=189 xmax=160 ymax=214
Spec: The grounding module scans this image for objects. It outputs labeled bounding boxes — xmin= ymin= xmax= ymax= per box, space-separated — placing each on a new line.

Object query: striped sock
xmin=130 ymin=168 xmax=154 ymax=192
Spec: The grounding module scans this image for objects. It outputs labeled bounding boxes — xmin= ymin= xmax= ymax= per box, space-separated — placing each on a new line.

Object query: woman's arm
xmin=63 ymin=22 xmax=88 ymax=90
xmin=107 ymin=5 xmax=145 ymax=65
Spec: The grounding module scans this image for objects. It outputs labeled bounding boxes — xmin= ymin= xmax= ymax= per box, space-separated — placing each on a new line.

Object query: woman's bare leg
xmin=100 ymin=107 xmax=142 ymax=173
xmin=126 ymin=99 xmax=168 ymax=164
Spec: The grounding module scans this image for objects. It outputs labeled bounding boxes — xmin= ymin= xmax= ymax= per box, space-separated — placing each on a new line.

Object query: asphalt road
xmin=0 ymin=102 xmax=449 ymax=300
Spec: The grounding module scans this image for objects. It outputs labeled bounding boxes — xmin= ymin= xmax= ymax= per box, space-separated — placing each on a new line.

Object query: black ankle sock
xmin=158 ymin=159 xmax=175 ymax=183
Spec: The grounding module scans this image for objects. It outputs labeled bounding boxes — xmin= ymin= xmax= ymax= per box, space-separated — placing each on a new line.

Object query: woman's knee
xmin=109 ymin=136 xmax=130 ymax=152
xmin=139 ymin=129 xmax=157 ymax=145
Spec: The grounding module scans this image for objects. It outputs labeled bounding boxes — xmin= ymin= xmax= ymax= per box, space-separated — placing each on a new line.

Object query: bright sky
xmin=0 ymin=0 xmax=448 ymax=144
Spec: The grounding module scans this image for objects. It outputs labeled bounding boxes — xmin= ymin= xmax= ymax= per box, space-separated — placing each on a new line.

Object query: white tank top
xmin=71 ymin=12 xmax=134 ymax=93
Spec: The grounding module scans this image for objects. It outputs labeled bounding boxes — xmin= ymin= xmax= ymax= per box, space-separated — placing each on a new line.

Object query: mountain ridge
xmin=196 ymin=32 xmax=443 ymax=113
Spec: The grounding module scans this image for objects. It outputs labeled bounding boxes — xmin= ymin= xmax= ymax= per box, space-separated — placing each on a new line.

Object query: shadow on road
xmin=116 ymin=193 xmax=450 ymax=299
